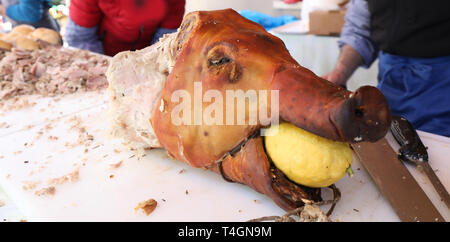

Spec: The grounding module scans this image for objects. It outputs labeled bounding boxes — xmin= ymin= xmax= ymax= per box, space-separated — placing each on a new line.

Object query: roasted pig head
xmin=107 ymin=9 xmax=391 ymax=211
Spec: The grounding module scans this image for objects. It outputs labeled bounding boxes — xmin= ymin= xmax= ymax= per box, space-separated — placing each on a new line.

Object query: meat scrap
xmin=134 ymin=199 xmax=158 ymax=216
xmin=0 ymin=96 xmax=37 ymax=112
xmin=46 ymin=165 xmax=80 ymax=185
xmin=0 ymin=50 xmax=6 ymax=61
xmin=34 ymin=186 xmax=56 ymax=196
xmin=0 ymin=47 xmax=110 ymax=100
xmin=22 ymin=180 xmax=41 ymax=191
xmin=107 ymin=160 xmax=123 ymax=170
xmin=299 ymin=205 xmax=331 ymax=222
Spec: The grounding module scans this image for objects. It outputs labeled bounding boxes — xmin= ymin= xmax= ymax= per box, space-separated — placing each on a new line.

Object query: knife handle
xmin=390 ymin=115 xmax=428 ymax=163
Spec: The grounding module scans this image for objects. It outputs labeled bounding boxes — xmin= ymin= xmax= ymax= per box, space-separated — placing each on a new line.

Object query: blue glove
xmin=239 ymin=10 xmax=297 ymax=30
xmin=65 ymin=18 xmax=104 ymax=54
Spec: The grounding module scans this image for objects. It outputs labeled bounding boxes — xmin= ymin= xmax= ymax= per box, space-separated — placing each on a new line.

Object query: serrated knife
xmin=351 ymin=137 xmax=445 ymax=222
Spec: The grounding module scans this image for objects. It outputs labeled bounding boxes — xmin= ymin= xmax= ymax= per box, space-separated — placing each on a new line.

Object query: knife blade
xmin=351 ymin=138 xmax=445 ymax=222
xmin=390 ymin=115 xmax=450 ymax=209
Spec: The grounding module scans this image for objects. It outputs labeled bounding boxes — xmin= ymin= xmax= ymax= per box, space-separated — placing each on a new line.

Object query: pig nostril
xmin=355 ymin=108 xmax=364 ymax=118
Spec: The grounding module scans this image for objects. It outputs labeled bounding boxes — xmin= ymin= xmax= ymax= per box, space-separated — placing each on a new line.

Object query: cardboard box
xmin=309 ymin=10 xmax=346 ymax=36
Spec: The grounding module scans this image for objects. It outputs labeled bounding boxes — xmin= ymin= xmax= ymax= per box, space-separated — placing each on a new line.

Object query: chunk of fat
xmin=106 ymin=33 xmax=178 ymax=150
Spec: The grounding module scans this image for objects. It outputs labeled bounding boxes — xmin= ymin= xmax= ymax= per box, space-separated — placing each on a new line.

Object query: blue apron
xmin=377 ymin=51 xmax=450 ymax=137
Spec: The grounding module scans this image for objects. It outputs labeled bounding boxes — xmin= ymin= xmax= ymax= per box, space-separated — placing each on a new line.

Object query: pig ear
xmin=174 ymin=12 xmax=200 ymax=54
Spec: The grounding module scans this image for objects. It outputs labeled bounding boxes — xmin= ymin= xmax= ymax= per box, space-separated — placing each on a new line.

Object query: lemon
xmin=264 ymin=123 xmax=352 ymax=188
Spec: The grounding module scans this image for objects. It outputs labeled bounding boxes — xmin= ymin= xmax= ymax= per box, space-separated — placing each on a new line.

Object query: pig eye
xmin=209 ymin=57 xmax=231 ymax=67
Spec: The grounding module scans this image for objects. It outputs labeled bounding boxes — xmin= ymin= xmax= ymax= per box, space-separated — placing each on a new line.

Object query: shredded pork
xmin=0 ymin=47 xmax=109 ymax=100
xmin=106 ymin=33 xmax=179 ymax=150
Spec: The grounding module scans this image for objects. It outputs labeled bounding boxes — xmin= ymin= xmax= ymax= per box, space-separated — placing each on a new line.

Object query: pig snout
xmin=272 ymin=66 xmax=391 ymax=142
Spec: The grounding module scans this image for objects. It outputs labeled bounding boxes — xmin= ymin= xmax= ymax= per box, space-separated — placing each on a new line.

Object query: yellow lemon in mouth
xmin=264 ymin=123 xmax=352 ymax=188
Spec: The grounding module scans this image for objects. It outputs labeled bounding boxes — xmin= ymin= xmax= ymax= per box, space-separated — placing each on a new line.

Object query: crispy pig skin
xmin=151 ymin=9 xmax=391 ymax=210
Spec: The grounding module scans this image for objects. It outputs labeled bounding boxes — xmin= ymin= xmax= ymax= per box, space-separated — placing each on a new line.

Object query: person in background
xmin=323 ymin=0 xmax=450 ymax=137
xmin=65 ymin=0 xmax=185 ymax=56
xmin=0 ymin=0 xmax=60 ymax=31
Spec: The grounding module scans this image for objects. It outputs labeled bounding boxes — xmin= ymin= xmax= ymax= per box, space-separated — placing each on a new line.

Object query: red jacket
xmin=69 ymin=0 xmax=185 ymax=56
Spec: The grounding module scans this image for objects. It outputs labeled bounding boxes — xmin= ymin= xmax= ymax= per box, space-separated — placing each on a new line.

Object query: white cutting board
xmin=0 ymin=91 xmax=449 ymax=221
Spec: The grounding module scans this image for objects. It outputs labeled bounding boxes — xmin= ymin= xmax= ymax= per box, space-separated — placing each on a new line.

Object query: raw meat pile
xmin=0 ymin=47 xmax=110 ymax=100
